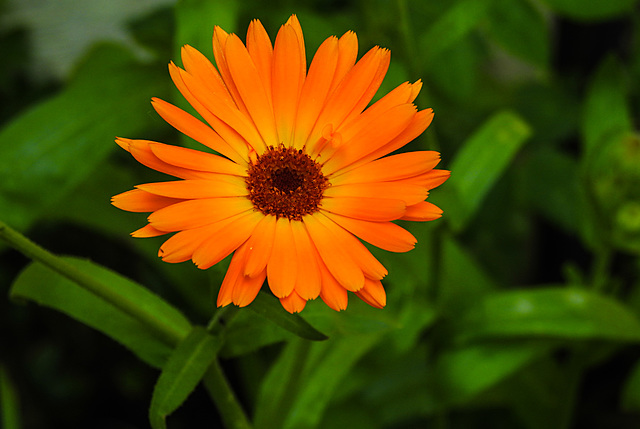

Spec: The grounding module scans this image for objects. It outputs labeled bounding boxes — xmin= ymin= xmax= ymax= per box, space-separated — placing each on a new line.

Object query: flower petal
xmin=136 ymin=177 xmax=247 ymax=199
xmin=218 ymin=243 xmax=266 ymax=308
xmin=243 ymin=214 xmax=277 ymax=277
xmin=303 ymin=214 xmax=364 ymax=291
xmin=323 ymin=182 xmax=427 ymax=206
xmin=147 ymin=143 xmax=247 ymax=175
xmin=322 ymin=212 xmax=417 ymax=253
xmin=320 ymin=196 xmax=406 ymax=221
xmin=280 ymin=290 xmax=307 ymax=313
xmin=246 ymin=19 xmax=274 ymax=102
xmin=131 ymin=224 xmax=168 ymax=238
xmin=355 ymin=278 xmax=386 ymax=309
xmin=111 ymin=189 xmax=183 ymax=213
xmin=148 ymin=197 xmax=253 ymax=231
xmin=331 ymin=151 xmax=441 ymax=185
xmin=267 ymin=217 xmax=297 ymax=298
xmin=290 ymin=220 xmax=321 ymax=300
xmin=401 ymin=201 xmax=443 ymax=221
xmin=192 ymin=210 xmax=262 ymax=269
xmin=317 ymin=257 xmax=348 ymax=311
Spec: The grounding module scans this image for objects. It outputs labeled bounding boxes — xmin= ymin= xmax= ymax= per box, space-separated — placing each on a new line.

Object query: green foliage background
xmin=2 ymin=0 xmax=640 ymax=427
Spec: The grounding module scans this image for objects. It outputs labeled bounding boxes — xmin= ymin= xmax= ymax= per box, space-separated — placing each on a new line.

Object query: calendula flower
xmin=112 ymin=15 xmax=449 ymax=313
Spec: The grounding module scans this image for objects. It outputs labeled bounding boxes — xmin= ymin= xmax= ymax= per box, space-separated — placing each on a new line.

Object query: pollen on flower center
xmin=246 ymin=146 xmax=329 ymax=220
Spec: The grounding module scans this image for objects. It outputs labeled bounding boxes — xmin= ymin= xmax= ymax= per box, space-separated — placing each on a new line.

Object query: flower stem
xmin=203 ymin=359 xmax=253 ymax=429
xmin=0 ymin=220 xmax=186 ymax=347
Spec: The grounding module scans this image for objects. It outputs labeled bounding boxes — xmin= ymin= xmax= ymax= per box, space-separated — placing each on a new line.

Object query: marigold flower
xmin=112 ymin=15 xmax=450 ymax=313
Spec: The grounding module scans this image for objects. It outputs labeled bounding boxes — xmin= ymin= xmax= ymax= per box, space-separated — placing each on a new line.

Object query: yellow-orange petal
xmin=314 ymin=213 xmax=387 ymax=282
xmin=212 ymin=25 xmax=249 ymax=115
xmin=266 ymin=217 xmax=296 ymax=298
xmin=181 ymin=44 xmax=235 ymax=107
xmin=401 ymin=201 xmax=443 ymax=221
xmin=401 ymin=169 xmax=451 ymax=190
xmin=272 ymin=23 xmax=304 ymax=146
xmin=290 ymin=220 xmax=322 ymax=300
xmin=331 ymin=151 xmax=441 ymax=185
xmin=136 ymin=177 xmax=247 ymax=199
xmin=323 ymin=212 xmax=416 ymax=253
xmin=246 ymin=19 xmax=274 ymax=102
xmin=192 ymin=210 xmax=262 ymax=269
xmin=320 ymin=196 xmax=406 ymax=222
xmin=280 ymin=290 xmax=307 ymax=313
xmin=119 ymin=138 xmax=213 ymax=180
xmin=151 ymin=98 xmax=243 ymax=164
xmin=355 ymin=278 xmax=386 ymax=309
xmin=111 ymin=189 xmax=183 ymax=213
xmin=292 ymin=36 xmax=339 ymax=149
xmin=225 ymin=33 xmax=278 ymax=148
xmin=317 ymin=257 xmax=348 ymax=311
xmin=232 ymin=269 xmax=266 ymax=307
xmin=329 ymin=31 xmax=358 ymax=94
xmin=131 ymin=224 xmax=168 ymax=238
xmin=243 ymin=214 xmax=277 ymax=277
xmin=321 ymin=103 xmax=417 ymax=174
xmin=148 ymin=197 xmax=253 ymax=231
xmin=303 ymin=214 xmax=364 ymax=291
xmin=158 ymin=224 xmax=216 ymax=263
xmin=218 ymin=242 xmax=265 ymax=308
xmin=150 ymin=143 xmax=246 ymax=176
xmin=324 ymin=182 xmax=427 ymax=206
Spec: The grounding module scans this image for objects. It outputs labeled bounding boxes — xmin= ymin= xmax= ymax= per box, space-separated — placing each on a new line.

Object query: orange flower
xmin=112 ymin=15 xmax=449 ymax=313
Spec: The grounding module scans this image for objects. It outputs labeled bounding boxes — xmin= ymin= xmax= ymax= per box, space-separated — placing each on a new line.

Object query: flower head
xmin=112 ymin=15 xmax=450 ymax=313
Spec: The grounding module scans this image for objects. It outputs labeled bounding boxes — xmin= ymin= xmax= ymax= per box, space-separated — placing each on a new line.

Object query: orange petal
xmin=119 ymin=138 xmax=214 ymax=180
xmin=272 ymin=23 xmax=304 ymax=146
xmin=324 ymin=182 xmax=427 ymax=206
xmin=243 ymin=214 xmax=277 ymax=277
xmin=131 ymin=224 xmax=168 ymax=238
xmin=292 ymin=36 xmax=339 ymax=149
xmin=331 ymin=151 xmax=441 ymax=185
xmin=171 ymin=64 xmax=264 ymax=155
xmin=181 ymin=45 xmax=235 ymax=108
xmin=303 ymin=214 xmax=364 ymax=291
xmin=151 ymin=97 xmax=244 ymax=164
xmin=218 ymin=243 xmax=266 ymax=308
xmin=320 ymin=196 xmax=406 ymax=222
xmin=158 ymin=223 xmax=219 ymax=263
xmin=355 ymin=277 xmax=386 ymax=309
xmin=111 ymin=189 xmax=183 ymax=213
xmin=308 ymin=47 xmax=388 ymax=157
xmin=321 ymin=103 xmax=417 ymax=174
xmin=400 ymin=169 xmax=451 ymax=190
xmin=225 ymin=34 xmax=278 ymax=148
xmin=400 ymin=201 xmax=443 ymax=221
xmin=323 ymin=212 xmax=416 ymax=253
xmin=147 ymin=143 xmax=246 ymax=176
xmin=285 ymin=15 xmax=306 ymax=83
xmin=290 ymin=220 xmax=321 ymax=300
xmin=246 ymin=19 xmax=274 ymax=103
xmin=317 ymin=257 xmax=348 ymax=311
xmin=329 ymin=31 xmax=358 ymax=94
xmin=280 ymin=290 xmax=307 ymax=313
xmin=212 ymin=26 xmax=249 ymax=115
xmin=192 ymin=210 xmax=262 ymax=269
xmin=314 ymin=213 xmax=387 ymax=282
xmin=266 ymin=217 xmax=296 ymax=298
xmin=137 ymin=178 xmax=247 ymax=199
xmin=148 ymin=197 xmax=253 ymax=231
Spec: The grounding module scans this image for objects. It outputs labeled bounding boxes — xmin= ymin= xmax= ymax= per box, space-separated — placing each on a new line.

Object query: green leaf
xmin=248 ymin=292 xmax=328 ymax=341
xmin=175 ymin=0 xmax=240 ymax=55
xmin=0 ymin=43 xmax=168 ymax=231
xmin=438 ymin=110 xmax=531 ymax=231
xmin=621 ymin=358 xmax=640 ymax=411
xmin=458 ymin=288 xmax=640 ymax=342
xmin=582 ymin=56 xmax=632 ymax=155
xmin=486 ymin=0 xmax=550 ymax=68
xmin=220 ymin=309 xmax=296 ymax=358
xmin=436 ymin=341 xmax=551 ymax=405
xmin=10 ymin=257 xmax=192 ymax=368
xmin=419 ymin=0 xmax=492 ymax=66
xmin=0 ymin=365 xmax=21 ymax=429
xmin=539 ymin=0 xmax=639 ymax=21
xmin=149 ymin=326 xmax=221 ymax=429
xmin=254 ymin=334 xmax=381 ymax=429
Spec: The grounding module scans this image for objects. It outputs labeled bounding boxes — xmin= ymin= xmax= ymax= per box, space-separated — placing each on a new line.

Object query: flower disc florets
xmin=246 ymin=146 xmax=329 ymax=220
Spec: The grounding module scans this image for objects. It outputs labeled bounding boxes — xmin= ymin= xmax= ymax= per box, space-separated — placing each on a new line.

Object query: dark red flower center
xmin=246 ymin=146 xmax=329 ymax=220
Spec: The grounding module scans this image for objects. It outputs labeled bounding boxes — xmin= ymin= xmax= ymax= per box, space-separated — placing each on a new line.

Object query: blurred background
xmin=2 ymin=0 xmax=640 ymax=428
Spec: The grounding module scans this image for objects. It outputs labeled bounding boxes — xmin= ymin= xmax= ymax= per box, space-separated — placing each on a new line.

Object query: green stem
xmin=591 ymin=246 xmax=613 ymax=293
xmin=0 ymin=220 xmax=185 ymax=346
xmin=203 ymin=359 xmax=253 ymax=429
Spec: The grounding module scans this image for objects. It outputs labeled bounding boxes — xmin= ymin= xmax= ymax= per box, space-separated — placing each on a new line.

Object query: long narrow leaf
xmin=149 ymin=327 xmax=221 ymax=429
